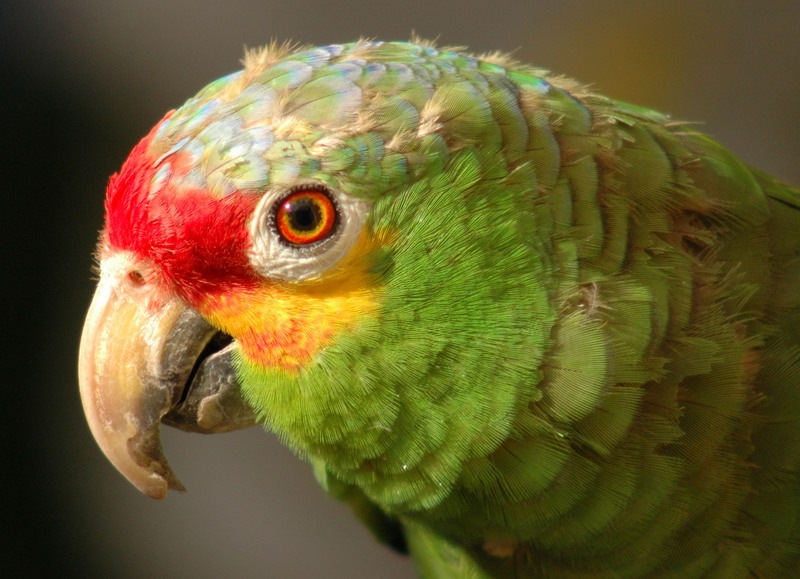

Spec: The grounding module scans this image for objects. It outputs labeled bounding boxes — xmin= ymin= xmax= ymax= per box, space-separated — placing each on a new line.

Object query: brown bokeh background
xmin=4 ymin=1 xmax=799 ymax=577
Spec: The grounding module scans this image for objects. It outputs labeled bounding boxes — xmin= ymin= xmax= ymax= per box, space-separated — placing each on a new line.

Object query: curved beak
xmin=78 ymin=254 xmax=257 ymax=499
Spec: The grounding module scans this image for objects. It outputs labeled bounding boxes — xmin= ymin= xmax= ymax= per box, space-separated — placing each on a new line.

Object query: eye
xmin=248 ymin=183 xmax=370 ymax=282
xmin=274 ymin=189 xmax=337 ymax=245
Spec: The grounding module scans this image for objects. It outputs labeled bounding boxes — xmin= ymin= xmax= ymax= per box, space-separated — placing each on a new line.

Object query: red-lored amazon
xmin=79 ymin=40 xmax=800 ymax=577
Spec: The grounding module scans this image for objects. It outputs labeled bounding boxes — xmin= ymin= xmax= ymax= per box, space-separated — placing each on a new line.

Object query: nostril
xmin=128 ymin=270 xmax=146 ymax=285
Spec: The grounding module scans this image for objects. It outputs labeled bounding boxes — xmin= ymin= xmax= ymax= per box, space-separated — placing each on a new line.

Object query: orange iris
xmin=275 ymin=189 xmax=337 ymax=245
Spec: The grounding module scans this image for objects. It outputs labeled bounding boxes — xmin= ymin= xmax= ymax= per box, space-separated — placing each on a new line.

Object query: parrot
xmin=78 ymin=39 xmax=800 ymax=577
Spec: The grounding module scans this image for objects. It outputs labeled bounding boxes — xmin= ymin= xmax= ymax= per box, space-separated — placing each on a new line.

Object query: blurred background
xmin=3 ymin=1 xmax=799 ymax=577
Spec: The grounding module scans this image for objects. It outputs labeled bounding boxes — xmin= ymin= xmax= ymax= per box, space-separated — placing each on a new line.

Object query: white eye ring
xmin=248 ymin=183 xmax=370 ymax=281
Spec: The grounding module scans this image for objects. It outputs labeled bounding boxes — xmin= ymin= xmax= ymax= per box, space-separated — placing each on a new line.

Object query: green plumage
xmin=166 ymin=41 xmax=800 ymax=576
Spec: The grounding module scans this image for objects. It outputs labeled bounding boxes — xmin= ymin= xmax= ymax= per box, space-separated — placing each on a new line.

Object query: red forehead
xmin=104 ymin=119 xmax=260 ymax=300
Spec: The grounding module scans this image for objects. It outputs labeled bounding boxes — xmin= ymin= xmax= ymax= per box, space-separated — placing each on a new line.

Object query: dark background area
xmin=3 ymin=1 xmax=799 ymax=577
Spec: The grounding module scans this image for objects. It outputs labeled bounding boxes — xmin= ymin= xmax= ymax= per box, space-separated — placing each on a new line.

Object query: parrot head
xmin=79 ymin=41 xmax=555 ymax=504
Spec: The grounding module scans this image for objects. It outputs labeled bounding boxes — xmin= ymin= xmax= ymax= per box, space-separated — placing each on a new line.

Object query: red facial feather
xmin=104 ymin=117 xmax=261 ymax=303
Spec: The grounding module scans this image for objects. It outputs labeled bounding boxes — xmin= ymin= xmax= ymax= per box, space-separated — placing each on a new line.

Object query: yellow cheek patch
xmin=200 ymin=229 xmax=389 ymax=371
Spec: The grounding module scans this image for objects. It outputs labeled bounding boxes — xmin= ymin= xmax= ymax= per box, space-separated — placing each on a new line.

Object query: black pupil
xmin=287 ymin=198 xmax=321 ymax=231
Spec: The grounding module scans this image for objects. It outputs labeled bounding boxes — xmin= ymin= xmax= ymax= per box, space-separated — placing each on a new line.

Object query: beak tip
xmin=87 ymin=424 xmax=186 ymax=499
xmin=140 ymin=477 xmax=169 ymax=500
xmin=138 ymin=475 xmax=185 ymax=500
xmin=127 ymin=427 xmax=188 ymax=499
